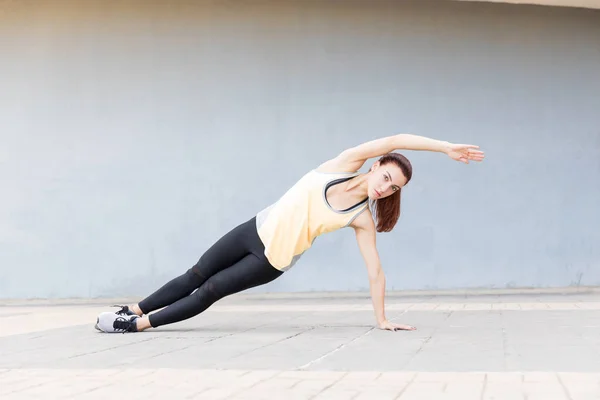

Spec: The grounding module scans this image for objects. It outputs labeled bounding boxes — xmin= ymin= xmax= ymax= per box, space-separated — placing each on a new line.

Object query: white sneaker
xmin=95 ymin=312 xmax=139 ymax=333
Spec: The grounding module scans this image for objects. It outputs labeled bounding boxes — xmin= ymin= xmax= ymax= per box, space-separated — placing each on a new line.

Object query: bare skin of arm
xmin=351 ymin=209 xmax=416 ymax=331
xmin=317 ymin=133 xmax=484 ymax=331
xmin=318 ymin=133 xmax=484 ymax=173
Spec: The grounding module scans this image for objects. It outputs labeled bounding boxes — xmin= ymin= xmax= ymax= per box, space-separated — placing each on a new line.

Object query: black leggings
xmin=138 ymin=217 xmax=283 ymax=328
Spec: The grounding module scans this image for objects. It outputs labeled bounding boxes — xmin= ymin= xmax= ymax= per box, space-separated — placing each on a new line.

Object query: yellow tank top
xmin=255 ymin=169 xmax=369 ymax=271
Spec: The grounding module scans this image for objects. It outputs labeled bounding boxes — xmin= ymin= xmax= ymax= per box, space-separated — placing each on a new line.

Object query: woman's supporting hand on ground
xmin=378 ymin=320 xmax=417 ymax=331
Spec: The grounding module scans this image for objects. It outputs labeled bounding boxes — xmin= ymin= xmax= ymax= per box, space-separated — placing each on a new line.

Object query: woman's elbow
xmin=368 ymin=267 xmax=385 ymax=284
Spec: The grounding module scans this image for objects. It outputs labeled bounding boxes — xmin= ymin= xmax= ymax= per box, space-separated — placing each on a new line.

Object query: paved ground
xmin=2 ymin=289 xmax=600 ymax=399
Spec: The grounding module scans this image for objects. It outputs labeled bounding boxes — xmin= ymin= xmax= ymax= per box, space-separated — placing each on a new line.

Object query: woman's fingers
xmin=391 ymin=323 xmax=417 ymax=331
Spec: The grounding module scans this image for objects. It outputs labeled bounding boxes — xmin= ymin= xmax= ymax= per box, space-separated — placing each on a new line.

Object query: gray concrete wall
xmin=1 ymin=0 xmax=599 ymax=298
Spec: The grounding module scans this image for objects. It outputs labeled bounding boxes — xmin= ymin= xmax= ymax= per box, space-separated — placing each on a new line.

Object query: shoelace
xmin=112 ymin=316 xmax=135 ymax=334
xmin=112 ymin=304 xmax=131 ymax=316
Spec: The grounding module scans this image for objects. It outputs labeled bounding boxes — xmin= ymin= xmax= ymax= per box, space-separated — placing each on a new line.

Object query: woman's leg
xmin=140 ymin=253 xmax=282 ymax=330
xmin=133 ymin=218 xmax=259 ymax=316
xmin=127 ymin=269 xmax=202 ymax=316
xmin=95 ymin=217 xmax=276 ymax=333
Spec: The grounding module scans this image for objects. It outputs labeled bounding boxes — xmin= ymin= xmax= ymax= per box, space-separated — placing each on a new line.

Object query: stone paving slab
xmin=1 ymin=369 xmax=598 ymax=399
xmin=1 ymin=291 xmax=600 ymax=399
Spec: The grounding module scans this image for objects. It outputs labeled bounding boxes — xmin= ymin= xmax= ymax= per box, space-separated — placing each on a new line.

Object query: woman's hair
xmin=371 ymin=152 xmax=413 ymax=233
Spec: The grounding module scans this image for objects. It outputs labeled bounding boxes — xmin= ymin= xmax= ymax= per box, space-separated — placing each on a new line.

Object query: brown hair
xmin=371 ymin=152 xmax=413 ymax=233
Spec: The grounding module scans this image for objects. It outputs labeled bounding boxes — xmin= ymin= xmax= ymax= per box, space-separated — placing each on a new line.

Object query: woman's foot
xmin=130 ymin=304 xmax=144 ymax=317
xmin=135 ymin=317 xmax=152 ymax=331
xmin=95 ymin=313 xmax=139 ymax=333
xmin=95 ymin=312 xmax=152 ymax=333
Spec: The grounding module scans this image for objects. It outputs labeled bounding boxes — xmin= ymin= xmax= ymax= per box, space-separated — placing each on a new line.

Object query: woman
xmin=96 ymin=133 xmax=484 ymax=333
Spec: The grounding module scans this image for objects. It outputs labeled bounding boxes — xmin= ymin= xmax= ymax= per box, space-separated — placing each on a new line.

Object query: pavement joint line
xmin=1 ymin=370 xmax=86 ymax=396
xmin=403 ymin=311 xmax=453 ymax=369
xmin=479 ymin=373 xmax=488 ymax=400
xmin=225 ymin=327 xmax=316 ymax=364
xmin=137 ymin=343 xmax=197 ymax=362
xmin=556 ymin=372 xmax=574 ymax=400
xmin=4 ymin=380 xmax=50 ymax=396
xmin=388 ymin=309 xmax=409 ymax=322
xmin=308 ymin=370 xmax=350 ymax=400
xmin=501 ymin=320 xmax=509 ymax=371
xmin=67 ymin=337 xmax=159 ymax=359
xmin=187 ymin=315 xmax=306 ymax=368
xmin=226 ymin=369 xmax=283 ymax=398
xmin=298 ymin=326 xmax=376 ymax=370
xmin=392 ymin=371 xmax=418 ymax=400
